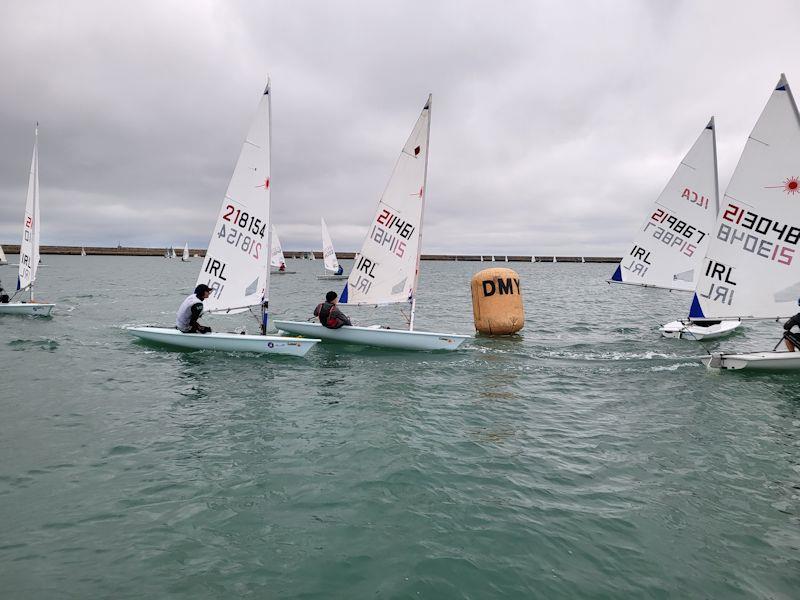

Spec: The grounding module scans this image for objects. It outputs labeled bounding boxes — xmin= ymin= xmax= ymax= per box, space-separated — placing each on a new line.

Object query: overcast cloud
xmin=0 ymin=0 xmax=798 ymax=255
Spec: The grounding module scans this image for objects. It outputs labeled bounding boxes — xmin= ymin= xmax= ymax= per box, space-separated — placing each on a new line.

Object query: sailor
xmin=0 ymin=281 xmax=9 ymax=304
xmin=176 ymin=284 xmax=212 ymax=334
xmin=314 ymin=291 xmax=352 ymax=329
xmin=335 ymin=264 xmax=344 ymax=276
xmin=782 ymin=298 xmax=800 ymax=352
xmin=279 ymin=262 xmax=286 ymax=272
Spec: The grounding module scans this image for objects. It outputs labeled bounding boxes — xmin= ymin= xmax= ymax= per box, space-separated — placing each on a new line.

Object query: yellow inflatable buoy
xmin=471 ymin=268 xmax=524 ymax=335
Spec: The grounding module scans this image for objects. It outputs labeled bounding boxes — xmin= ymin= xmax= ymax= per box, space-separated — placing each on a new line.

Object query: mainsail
xmin=321 ymin=217 xmax=340 ymax=273
xmin=690 ymin=74 xmax=800 ymax=320
xmin=270 ymin=225 xmax=286 ymax=268
xmin=341 ymin=95 xmax=431 ymax=306
xmin=182 ymin=242 xmax=189 ymax=261
xmin=197 ymin=82 xmax=271 ymax=314
xmin=610 ymin=118 xmax=719 ymax=291
xmin=18 ymin=125 xmax=40 ymax=294
xmin=0 ymin=245 xmax=7 ymax=265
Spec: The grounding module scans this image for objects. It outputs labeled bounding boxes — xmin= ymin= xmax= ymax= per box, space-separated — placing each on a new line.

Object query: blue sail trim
xmin=339 ymin=283 xmax=348 ymax=304
xmin=611 ymin=266 xmax=623 ymax=282
xmin=688 ymin=294 xmax=705 ymax=319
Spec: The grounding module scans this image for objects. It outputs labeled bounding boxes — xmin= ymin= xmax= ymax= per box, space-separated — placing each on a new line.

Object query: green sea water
xmin=0 ymin=256 xmax=798 ymax=598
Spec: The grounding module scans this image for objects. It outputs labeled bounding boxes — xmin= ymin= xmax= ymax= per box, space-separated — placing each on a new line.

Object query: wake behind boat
xmin=275 ymin=95 xmax=471 ymax=351
xmin=0 ymin=124 xmax=54 ymax=317
xmin=126 ymin=81 xmax=318 ymax=357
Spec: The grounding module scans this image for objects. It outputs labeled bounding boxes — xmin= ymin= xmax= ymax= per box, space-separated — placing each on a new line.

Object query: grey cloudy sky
xmin=0 ymin=0 xmax=798 ymax=255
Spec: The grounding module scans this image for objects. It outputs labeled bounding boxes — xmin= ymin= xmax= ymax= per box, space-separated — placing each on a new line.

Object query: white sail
xmin=611 ymin=118 xmax=719 ymax=291
xmin=341 ymin=96 xmax=431 ymax=306
xmin=80 ymin=246 xmax=86 ymax=257
xmin=0 ymin=245 xmax=7 ymax=265
xmin=270 ymin=225 xmax=286 ymax=268
xmin=182 ymin=242 xmax=189 ymax=261
xmin=690 ymin=74 xmax=800 ymax=320
xmin=197 ymin=82 xmax=271 ymax=314
xmin=321 ymin=217 xmax=340 ymax=273
xmin=18 ymin=125 xmax=40 ymax=295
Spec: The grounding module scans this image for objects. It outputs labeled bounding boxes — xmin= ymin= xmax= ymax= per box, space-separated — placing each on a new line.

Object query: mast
xmin=709 ymin=116 xmax=720 ymax=216
xmin=31 ymin=123 xmax=38 ymax=301
xmin=409 ymin=94 xmax=432 ymax=331
xmin=261 ymin=77 xmax=272 ymax=335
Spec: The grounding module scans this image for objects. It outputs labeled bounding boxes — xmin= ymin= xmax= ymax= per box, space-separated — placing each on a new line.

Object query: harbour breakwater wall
xmin=0 ymin=245 xmax=620 ymax=263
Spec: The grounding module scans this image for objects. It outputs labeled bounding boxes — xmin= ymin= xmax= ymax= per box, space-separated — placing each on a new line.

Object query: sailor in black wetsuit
xmin=314 ymin=291 xmax=352 ymax=329
xmin=783 ymin=300 xmax=800 ymax=351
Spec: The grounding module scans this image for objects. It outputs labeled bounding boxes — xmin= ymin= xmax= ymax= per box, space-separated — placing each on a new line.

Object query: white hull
xmin=0 ymin=302 xmax=54 ymax=316
xmin=126 ymin=326 xmax=320 ymax=357
xmin=661 ymin=320 xmax=741 ymax=340
xmin=316 ymin=274 xmax=348 ymax=280
xmin=703 ymin=351 xmax=800 ymax=371
xmin=271 ymin=270 xmax=296 ymax=275
xmin=273 ymin=320 xmax=470 ymax=351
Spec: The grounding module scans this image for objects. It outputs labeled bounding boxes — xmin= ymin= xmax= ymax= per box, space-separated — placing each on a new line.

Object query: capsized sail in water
xmin=275 ymin=95 xmax=470 ymax=350
xmin=127 ymin=81 xmax=318 ymax=356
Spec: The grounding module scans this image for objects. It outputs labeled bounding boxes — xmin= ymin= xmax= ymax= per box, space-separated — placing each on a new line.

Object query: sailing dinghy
xmin=0 ymin=125 xmax=54 ymax=317
xmin=318 ymin=217 xmax=347 ymax=280
xmin=127 ymin=82 xmax=319 ymax=357
xmin=80 ymin=246 xmax=86 ymax=257
xmin=269 ymin=225 xmax=295 ymax=274
xmin=693 ymin=74 xmax=800 ymax=369
xmin=608 ymin=117 xmax=738 ymax=340
xmin=181 ymin=242 xmax=190 ymax=262
xmin=274 ymin=96 xmax=470 ymax=351
xmin=0 ymin=245 xmax=7 ymax=265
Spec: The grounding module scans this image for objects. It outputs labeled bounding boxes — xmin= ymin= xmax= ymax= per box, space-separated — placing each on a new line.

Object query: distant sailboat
xmin=0 ymin=245 xmax=7 ymax=265
xmin=553 ymin=256 xmax=557 ymax=263
xmin=181 ymin=242 xmax=190 ymax=262
xmin=0 ymin=124 xmax=54 ymax=316
xmin=80 ymin=246 xmax=86 ymax=257
xmin=318 ymin=217 xmax=347 ymax=280
xmin=270 ymin=225 xmax=295 ymax=274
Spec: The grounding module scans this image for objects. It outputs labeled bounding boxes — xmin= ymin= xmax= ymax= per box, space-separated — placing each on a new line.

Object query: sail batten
xmin=691 ymin=75 xmax=800 ymax=321
xmin=341 ymin=97 xmax=431 ymax=306
xmin=197 ymin=84 xmax=271 ymax=315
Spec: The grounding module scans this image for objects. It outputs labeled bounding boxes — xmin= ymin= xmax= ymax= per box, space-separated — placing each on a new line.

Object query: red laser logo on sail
xmin=766 ymin=176 xmax=800 ymax=194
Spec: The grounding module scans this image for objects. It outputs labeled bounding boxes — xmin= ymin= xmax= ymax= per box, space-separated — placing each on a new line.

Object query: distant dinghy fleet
xmin=4 ymin=74 xmax=800 ymax=368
